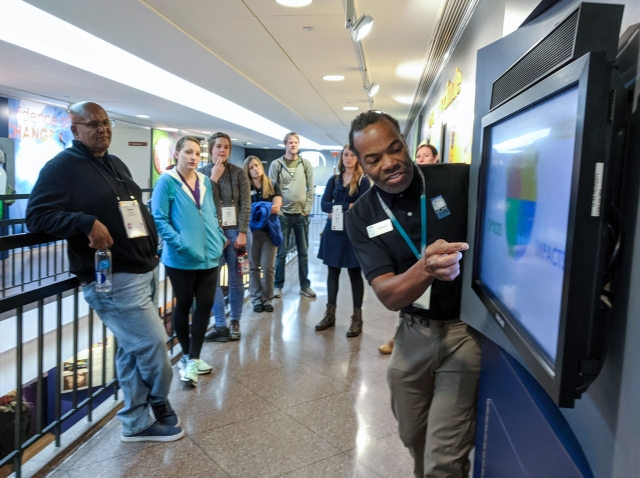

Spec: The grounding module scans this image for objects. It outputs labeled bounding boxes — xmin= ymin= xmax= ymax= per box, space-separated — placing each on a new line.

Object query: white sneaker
xmin=273 ymin=288 xmax=282 ymax=298
xmin=180 ymin=359 xmax=199 ymax=386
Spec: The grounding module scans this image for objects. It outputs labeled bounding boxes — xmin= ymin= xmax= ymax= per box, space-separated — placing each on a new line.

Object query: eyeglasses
xmin=72 ymin=119 xmax=115 ymax=129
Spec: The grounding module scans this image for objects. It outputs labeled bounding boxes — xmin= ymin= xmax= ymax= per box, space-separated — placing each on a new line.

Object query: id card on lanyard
xmin=331 ymin=205 xmax=344 ymax=231
xmin=376 ymin=167 xmax=431 ymax=309
xmin=119 ymin=200 xmax=149 ymax=238
xmin=221 ymin=168 xmax=238 ymax=227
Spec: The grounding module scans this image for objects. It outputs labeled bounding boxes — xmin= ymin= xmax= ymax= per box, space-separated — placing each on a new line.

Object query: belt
xmin=399 ymin=311 xmax=462 ymax=328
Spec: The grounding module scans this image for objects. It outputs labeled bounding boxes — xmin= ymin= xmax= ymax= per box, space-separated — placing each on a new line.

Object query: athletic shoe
xmin=253 ymin=303 xmax=264 ymax=313
xmin=195 ymin=359 xmax=213 ymax=375
xmin=180 ymin=359 xmax=199 ymax=386
xmin=151 ymin=401 xmax=180 ymax=428
xmin=300 ymin=287 xmax=317 ymax=298
xmin=263 ymin=302 xmax=274 ymax=313
xmin=121 ymin=422 xmax=184 ymax=443
xmin=273 ymin=288 xmax=282 ymax=298
xmin=229 ymin=320 xmax=241 ymax=341
xmin=204 ymin=326 xmax=230 ymax=342
xmin=178 ymin=355 xmax=188 ymax=370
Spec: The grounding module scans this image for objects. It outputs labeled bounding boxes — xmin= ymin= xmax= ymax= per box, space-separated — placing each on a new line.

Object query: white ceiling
xmin=0 ymin=0 xmax=443 ymax=149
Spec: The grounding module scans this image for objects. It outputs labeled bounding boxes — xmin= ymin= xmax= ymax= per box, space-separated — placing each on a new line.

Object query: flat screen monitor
xmin=473 ymin=52 xmax=619 ymax=407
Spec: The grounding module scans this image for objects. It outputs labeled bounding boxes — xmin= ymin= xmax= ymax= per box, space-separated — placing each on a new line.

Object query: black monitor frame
xmin=472 ymin=52 xmax=617 ymax=407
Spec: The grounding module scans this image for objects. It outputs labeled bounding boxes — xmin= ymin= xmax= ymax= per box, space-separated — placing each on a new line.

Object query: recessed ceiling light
xmin=276 ymin=0 xmax=313 ymax=7
xmin=323 ymin=75 xmax=345 ymax=81
xmin=263 ymin=147 xmax=269 ymax=149
xmin=231 ymin=138 xmax=238 ymax=141
xmin=136 ymin=114 xmax=149 ymax=118
xmin=277 ymin=144 xmax=285 ymax=147
xmin=160 ymin=127 xmax=179 ymax=132
xmin=0 ymin=1 xmax=322 ymax=150
xmin=246 ymin=142 xmax=252 ymax=145
xmin=343 ymin=106 xmax=359 ymax=111
xmin=202 ymin=131 xmax=212 ymax=134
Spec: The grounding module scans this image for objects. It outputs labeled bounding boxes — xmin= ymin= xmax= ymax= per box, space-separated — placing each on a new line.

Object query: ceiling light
xmin=364 ymin=83 xmax=379 ymax=98
xmin=277 ymin=144 xmax=285 ymax=147
xmin=351 ymin=15 xmax=374 ymax=42
xmin=396 ymin=61 xmax=424 ymax=79
xmin=160 ymin=127 xmax=179 ymax=132
xmin=323 ymin=75 xmax=345 ymax=81
xmin=0 ymin=0 xmax=321 ymax=149
xmin=202 ymin=131 xmax=212 ymax=134
xmin=246 ymin=142 xmax=252 ymax=145
xmin=302 ymin=26 xmax=315 ymax=31
xmin=275 ymin=0 xmax=313 ymax=7
xmin=136 ymin=114 xmax=149 ymax=118
xmin=263 ymin=147 xmax=269 ymax=149
xmin=231 ymin=138 xmax=238 ymax=141
xmin=343 ymin=106 xmax=359 ymax=111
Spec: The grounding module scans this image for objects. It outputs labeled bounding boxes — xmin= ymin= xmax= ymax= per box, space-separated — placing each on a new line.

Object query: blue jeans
xmin=82 ymin=269 xmax=172 ymax=436
xmin=213 ymin=228 xmax=245 ymax=327
xmin=275 ymin=213 xmax=310 ymax=289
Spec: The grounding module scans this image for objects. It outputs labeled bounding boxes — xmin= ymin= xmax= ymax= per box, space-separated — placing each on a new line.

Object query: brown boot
xmin=315 ymin=304 xmax=336 ymax=331
xmin=346 ymin=308 xmax=363 ymax=337
xmin=378 ymin=338 xmax=394 ymax=354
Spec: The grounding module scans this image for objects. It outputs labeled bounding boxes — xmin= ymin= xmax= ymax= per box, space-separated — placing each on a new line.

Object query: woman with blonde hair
xmin=316 ymin=144 xmax=370 ymax=337
xmin=244 ymin=156 xmax=282 ymax=312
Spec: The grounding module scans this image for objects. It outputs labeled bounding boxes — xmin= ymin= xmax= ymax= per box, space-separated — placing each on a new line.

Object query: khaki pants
xmin=388 ymin=315 xmax=482 ymax=478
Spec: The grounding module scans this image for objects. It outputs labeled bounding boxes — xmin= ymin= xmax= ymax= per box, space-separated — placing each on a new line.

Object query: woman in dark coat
xmin=316 ymin=144 xmax=370 ymax=337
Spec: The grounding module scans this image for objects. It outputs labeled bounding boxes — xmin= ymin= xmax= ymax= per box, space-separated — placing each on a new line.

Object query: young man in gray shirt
xmin=268 ymin=132 xmax=316 ymax=298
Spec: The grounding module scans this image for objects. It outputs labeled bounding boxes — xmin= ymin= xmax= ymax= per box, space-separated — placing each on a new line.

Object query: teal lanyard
xmin=376 ymin=166 xmax=426 ymax=261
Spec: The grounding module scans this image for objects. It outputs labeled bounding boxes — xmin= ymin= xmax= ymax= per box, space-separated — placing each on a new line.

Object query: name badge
xmin=331 ymin=205 xmax=344 ymax=231
xmin=118 ymin=200 xmax=149 ymax=238
xmin=413 ymin=286 xmax=432 ymax=309
xmin=366 ymin=219 xmax=393 ymax=238
xmin=431 ymin=195 xmax=451 ymax=219
xmin=221 ymin=206 xmax=237 ymax=227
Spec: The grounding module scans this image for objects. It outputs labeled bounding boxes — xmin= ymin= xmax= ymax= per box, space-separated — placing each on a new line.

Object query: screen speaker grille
xmin=490 ymin=10 xmax=579 ymax=110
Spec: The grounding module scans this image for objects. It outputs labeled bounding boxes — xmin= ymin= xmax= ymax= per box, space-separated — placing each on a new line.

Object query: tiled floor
xmin=47 ymin=225 xmax=416 ymax=478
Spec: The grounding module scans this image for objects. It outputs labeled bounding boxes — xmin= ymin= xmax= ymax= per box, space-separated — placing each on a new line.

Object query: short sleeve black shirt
xmin=346 ymin=163 xmax=469 ymax=320
xmin=250 ymin=181 xmax=282 ymax=203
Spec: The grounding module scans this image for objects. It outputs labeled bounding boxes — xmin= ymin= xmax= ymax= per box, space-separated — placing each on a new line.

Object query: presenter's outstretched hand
xmin=424 ymin=239 xmax=469 ymax=281
xmin=88 ymin=220 xmax=114 ymax=249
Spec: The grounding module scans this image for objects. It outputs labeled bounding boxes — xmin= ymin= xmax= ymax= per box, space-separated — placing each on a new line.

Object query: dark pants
xmin=327 ymin=266 xmax=364 ymax=308
xmin=275 ymin=213 xmax=310 ymax=289
xmin=165 ymin=266 xmax=217 ymax=360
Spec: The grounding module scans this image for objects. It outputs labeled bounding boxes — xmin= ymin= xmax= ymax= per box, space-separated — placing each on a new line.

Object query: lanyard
xmin=376 ymin=166 xmax=426 ymax=261
xmin=89 ymin=155 xmax=134 ymax=202
xmin=221 ymin=164 xmax=235 ymax=206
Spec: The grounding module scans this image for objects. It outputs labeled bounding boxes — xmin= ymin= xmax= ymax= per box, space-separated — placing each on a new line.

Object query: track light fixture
xmin=351 ymin=14 xmax=374 ymax=42
xmin=365 ymin=83 xmax=379 ymax=98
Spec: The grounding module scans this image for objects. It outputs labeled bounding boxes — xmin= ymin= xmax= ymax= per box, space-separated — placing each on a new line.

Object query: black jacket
xmin=26 ymin=140 xmax=158 ymax=282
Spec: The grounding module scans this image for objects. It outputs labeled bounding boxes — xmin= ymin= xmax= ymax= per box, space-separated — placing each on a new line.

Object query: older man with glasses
xmin=26 ymin=102 xmax=182 ymax=443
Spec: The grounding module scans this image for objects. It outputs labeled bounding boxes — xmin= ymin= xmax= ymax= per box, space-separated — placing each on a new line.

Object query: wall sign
xmin=428 ymin=68 xmax=462 ymax=128
xmin=129 ymin=141 xmax=148 ymax=146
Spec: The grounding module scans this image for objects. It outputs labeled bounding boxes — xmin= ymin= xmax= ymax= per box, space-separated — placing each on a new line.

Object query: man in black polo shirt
xmin=346 ymin=111 xmax=481 ymax=478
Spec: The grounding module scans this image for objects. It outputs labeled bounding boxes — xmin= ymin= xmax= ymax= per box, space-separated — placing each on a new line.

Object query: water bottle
xmin=95 ymin=248 xmax=112 ymax=293
xmin=237 ymin=251 xmax=249 ymax=275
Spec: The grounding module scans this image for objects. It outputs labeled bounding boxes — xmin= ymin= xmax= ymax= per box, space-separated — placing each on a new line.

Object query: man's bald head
xmin=69 ymin=102 xmax=112 ymax=157
xmin=69 ymin=102 xmax=106 ymax=122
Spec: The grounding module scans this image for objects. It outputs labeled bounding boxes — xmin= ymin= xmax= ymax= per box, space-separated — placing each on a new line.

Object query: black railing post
xmin=87 ymin=308 xmax=94 ymax=422
xmin=36 ymin=300 xmax=44 ymax=435
xmin=15 ymin=306 xmax=24 ymax=478
xmin=55 ymin=293 xmax=62 ymax=448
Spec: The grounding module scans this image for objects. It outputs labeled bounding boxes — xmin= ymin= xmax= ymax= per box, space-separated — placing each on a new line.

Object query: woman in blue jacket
xmin=152 ymin=136 xmax=226 ymax=387
xmin=316 ymin=144 xmax=370 ymax=337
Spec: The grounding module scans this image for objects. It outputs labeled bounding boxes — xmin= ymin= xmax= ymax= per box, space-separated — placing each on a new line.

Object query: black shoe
xmin=121 ymin=422 xmax=184 ymax=443
xmin=152 ymin=401 xmax=180 ymax=428
xmin=253 ymin=303 xmax=264 ymax=313
xmin=204 ymin=326 xmax=230 ymax=343
xmin=263 ymin=303 xmax=274 ymax=313
xmin=315 ymin=304 xmax=336 ymax=331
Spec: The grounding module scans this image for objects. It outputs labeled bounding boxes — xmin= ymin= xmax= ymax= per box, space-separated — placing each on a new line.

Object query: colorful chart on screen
xmin=479 ymin=86 xmax=579 ymax=364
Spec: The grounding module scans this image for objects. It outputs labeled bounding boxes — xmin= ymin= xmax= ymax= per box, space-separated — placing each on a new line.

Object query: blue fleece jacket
xmin=151 ymin=169 xmax=226 ymax=270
